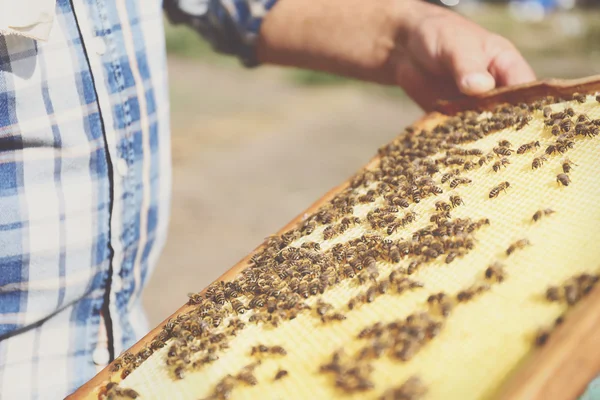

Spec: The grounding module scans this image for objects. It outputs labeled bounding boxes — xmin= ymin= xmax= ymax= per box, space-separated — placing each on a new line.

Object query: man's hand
xmin=257 ymin=0 xmax=536 ymax=110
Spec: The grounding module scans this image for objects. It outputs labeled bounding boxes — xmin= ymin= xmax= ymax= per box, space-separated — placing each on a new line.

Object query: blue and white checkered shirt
xmin=0 ymin=0 xmax=275 ymax=398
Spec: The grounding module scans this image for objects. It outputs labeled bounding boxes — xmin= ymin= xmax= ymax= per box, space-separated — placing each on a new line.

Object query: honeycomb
xmin=73 ymin=85 xmax=600 ymax=400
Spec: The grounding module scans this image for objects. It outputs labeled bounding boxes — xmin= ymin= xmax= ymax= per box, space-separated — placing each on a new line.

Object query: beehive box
xmin=70 ymin=76 xmax=600 ymax=400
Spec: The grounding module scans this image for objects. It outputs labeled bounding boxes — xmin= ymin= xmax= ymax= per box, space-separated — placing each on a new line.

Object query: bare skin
xmin=257 ymin=0 xmax=536 ymax=110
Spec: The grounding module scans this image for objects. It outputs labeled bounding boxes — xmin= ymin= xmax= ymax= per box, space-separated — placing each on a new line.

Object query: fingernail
xmin=461 ymin=73 xmax=495 ymax=94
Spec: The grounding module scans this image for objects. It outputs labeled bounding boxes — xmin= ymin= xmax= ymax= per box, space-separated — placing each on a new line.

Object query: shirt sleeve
xmin=163 ymin=0 xmax=278 ymax=67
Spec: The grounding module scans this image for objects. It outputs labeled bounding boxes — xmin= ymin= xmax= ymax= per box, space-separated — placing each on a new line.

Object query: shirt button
xmin=92 ymin=346 xmax=110 ymax=366
xmin=93 ymin=36 xmax=107 ymax=55
xmin=116 ymin=158 xmax=129 ymax=177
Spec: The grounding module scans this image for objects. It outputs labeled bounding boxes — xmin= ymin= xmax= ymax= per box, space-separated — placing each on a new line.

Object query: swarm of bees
xmin=535 ymin=272 xmax=600 ymax=348
xmin=98 ymin=93 xmax=600 ymax=400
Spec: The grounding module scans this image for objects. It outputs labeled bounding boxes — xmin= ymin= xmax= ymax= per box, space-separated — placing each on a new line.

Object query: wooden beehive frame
xmin=69 ymin=75 xmax=600 ymax=400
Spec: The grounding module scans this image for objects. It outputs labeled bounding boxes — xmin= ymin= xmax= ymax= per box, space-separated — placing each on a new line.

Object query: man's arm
xmin=165 ymin=0 xmax=536 ymax=110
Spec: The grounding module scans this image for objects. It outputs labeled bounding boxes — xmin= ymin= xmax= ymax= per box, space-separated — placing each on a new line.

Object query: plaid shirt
xmin=0 ymin=0 xmax=275 ymax=398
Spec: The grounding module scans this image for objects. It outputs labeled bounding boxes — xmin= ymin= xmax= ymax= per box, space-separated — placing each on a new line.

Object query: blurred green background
xmin=144 ymin=4 xmax=600 ymax=326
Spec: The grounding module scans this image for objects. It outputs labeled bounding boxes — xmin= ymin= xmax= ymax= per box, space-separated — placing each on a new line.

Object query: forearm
xmin=256 ymin=0 xmax=422 ymax=83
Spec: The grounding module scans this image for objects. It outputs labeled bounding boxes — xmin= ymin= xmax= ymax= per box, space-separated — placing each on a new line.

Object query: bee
xmin=597 ymin=94 xmax=600 ymax=103
xmin=342 ymin=265 xmax=356 ymax=278
xmin=316 ymin=299 xmax=334 ymax=316
xmin=565 ymin=107 xmax=575 ymax=117
xmin=577 ymin=114 xmax=590 ymax=123
xmin=463 ymin=161 xmax=475 ymax=171
xmin=251 ymin=344 xmax=270 ymax=356
xmin=535 ymin=329 xmax=550 ymax=347
xmin=485 ymin=262 xmax=506 ymax=282
xmin=516 ymin=141 xmax=540 ymax=154
xmin=532 ymin=208 xmax=555 ymax=222
xmin=545 ymin=145 xmax=558 ymax=156
xmin=274 ymin=369 xmax=289 ymax=381
xmin=457 ymin=284 xmax=489 ymax=302
xmin=445 ymin=251 xmax=458 ymax=264
xmin=492 ymin=157 xmax=510 ymax=172
xmin=435 ymin=201 xmax=451 ymax=212
xmin=187 ymin=292 xmax=203 ymax=305
xmin=559 ymin=118 xmax=573 ymax=133
xmin=543 ymin=106 xmax=552 ymax=118
xmin=556 ymin=173 xmax=571 ymax=187
xmin=506 ymin=239 xmax=531 ymax=256
xmin=231 ymin=299 xmax=246 ymax=314
xmin=270 ymin=345 xmax=288 ymax=355
xmin=323 ymin=226 xmax=336 ymax=240
xmin=237 ymin=370 xmax=258 ymax=386
xmin=532 ymin=155 xmax=547 ymax=170
xmin=322 ymin=312 xmax=347 ymax=323
xmin=301 ymin=241 xmax=321 ymax=251
xmin=213 ymin=286 xmax=225 ymax=305
xmin=493 ymin=146 xmax=512 ymax=156
xmin=478 ymin=156 xmax=489 ymax=167
xmin=381 ymin=376 xmax=428 ymax=400
xmin=427 ymin=292 xmax=453 ymax=317
xmin=489 ymin=181 xmax=510 ymax=199
xmin=545 ymin=286 xmax=561 ymax=302
xmin=564 ymin=283 xmax=580 ymax=306
xmin=387 ymin=222 xmax=400 ymax=235
xmin=498 ymin=139 xmax=512 ymax=148
xmin=378 ymin=280 xmax=390 ymax=294
xmin=366 ymin=285 xmax=378 ymax=303
xmin=441 ymin=171 xmax=458 ymax=184
xmin=449 ymin=177 xmax=472 ymax=189
xmin=562 ymin=159 xmax=577 ymax=173
xmin=121 ymin=368 xmax=131 ymax=379
xmin=551 ymin=125 xmax=561 ymax=136
xmin=108 ymin=356 xmax=124 ymax=373
xmin=449 ymin=195 xmax=464 ymax=208
xmin=573 ymin=92 xmax=587 ymax=103
xmin=249 ymin=295 xmax=266 ymax=309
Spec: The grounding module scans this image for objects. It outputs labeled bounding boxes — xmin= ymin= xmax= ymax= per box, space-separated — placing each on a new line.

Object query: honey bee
xmin=532 ymin=208 xmax=555 ymax=222
xmin=545 ymin=286 xmax=561 ymax=302
xmin=435 ymin=201 xmax=451 ymax=212
xmin=489 ymin=181 xmax=510 ymax=199
xmin=231 ymin=299 xmax=246 ymax=314
xmin=485 ymin=262 xmax=506 ymax=282
xmin=498 ymin=139 xmax=512 ymax=148
xmin=562 ymin=159 xmax=577 ymax=173
xmin=531 ymin=155 xmax=547 ymax=170
xmin=551 ymin=125 xmax=560 ymax=136
xmin=270 ymin=345 xmax=287 ymax=355
xmin=441 ymin=171 xmax=458 ymax=184
xmin=366 ymin=285 xmax=378 ymax=303
xmin=535 ymin=329 xmax=550 ymax=347
xmin=543 ymin=106 xmax=552 ymax=118
xmin=478 ymin=156 xmax=489 ymax=167
xmin=381 ymin=376 xmax=428 ymax=400
xmin=449 ymin=195 xmax=464 ymax=208
xmin=187 ymin=292 xmax=203 ymax=305
xmin=516 ymin=141 xmax=540 ymax=154
xmin=559 ymin=119 xmax=573 ymax=133
xmin=572 ymin=92 xmax=587 ymax=103
xmin=449 ymin=177 xmax=472 ymax=189
xmin=456 ymin=284 xmax=489 ymax=302
xmin=322 ymin=312 xmax=347 ymax=323
xmin=556 ymin=173 xmax=571 ymax=186
xmin=506 ymin=239 xmax=531 ymax=256
xmin=316 ymin=299 xmax=334 ymax=316
xmin=274 ymin=369 xmax=289 ymax=381
xmin=597 ymin=94 xmax=600 ymax=103
xmin=323 ymin=226 xmax=336 ymax=240
xmin=492 ymin=157 xmax=510 ymax=172
xmin=298 ymin=281 xmax=309 ymax=298
xmin=493 ymin=146 xmax=512 ymax=156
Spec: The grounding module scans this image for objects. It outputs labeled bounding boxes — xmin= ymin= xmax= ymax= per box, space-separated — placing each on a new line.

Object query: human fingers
xmin=485 ymin=35 xmax=536 ymax=87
